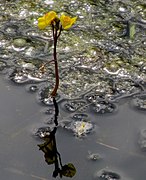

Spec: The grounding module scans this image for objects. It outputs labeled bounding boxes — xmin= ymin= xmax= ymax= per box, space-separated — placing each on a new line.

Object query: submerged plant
xmin=38 ymin=11 xmax=77 ymax=97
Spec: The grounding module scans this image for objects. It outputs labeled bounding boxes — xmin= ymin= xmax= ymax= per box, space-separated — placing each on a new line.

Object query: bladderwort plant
xmin=38 ymin=11 xmax=77 ymax=97
xmin=37 ymin=12 xmax=77 ymax=178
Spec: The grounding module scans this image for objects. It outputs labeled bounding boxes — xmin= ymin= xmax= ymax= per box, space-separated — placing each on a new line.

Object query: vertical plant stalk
xmin=51 ymin=25 xmax=62 ymax=97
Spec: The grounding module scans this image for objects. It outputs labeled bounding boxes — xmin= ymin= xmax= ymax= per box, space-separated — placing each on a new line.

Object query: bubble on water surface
xmin=4 ymin=24 xmax=18 ymax=36
xmin=94 ymin=169 xmax=121 ymax=180
xmin=72 ymin=113 xmax=88 ymax=120
xmin=9 ymin=69 xmax=28 ymax=83
xmin=44 ymin=0 xmax=54 ymax=5
xmin=26 ymin=85 xmax=38 ymax=92
xmin=9 ymin=67 xmax=48 ymax=84
xmin=87 ymin=151 xmax=101 ymax=161
xmin=25 ymin=46 xmax=37 ymax=57
xmin=34 ymin=126 xmax=52 ymax=138
xmin=64 ymin=100 xmax=87 ymax=112
xmin=85 ymin=92 xmax=105 ymax=103
xmin=38 ymin=86 xmax=61 ymax=105
xmin=92 ymin=101 xmax=117 ymax=114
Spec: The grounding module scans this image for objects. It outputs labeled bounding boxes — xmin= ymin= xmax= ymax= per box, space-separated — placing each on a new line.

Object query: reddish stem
xmin=51 ymin=27 xmax=60 ymax=97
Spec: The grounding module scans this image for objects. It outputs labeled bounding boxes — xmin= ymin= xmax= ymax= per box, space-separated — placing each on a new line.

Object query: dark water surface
xmin=1 ymin=74 xmax=146 ymax=180
xmin=0 ymin=0 xmax=146 ymax=179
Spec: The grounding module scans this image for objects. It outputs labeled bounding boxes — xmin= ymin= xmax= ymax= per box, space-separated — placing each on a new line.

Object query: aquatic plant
xmin=37 ymin=12 xmax=77 ymax=178
xmin=38 ymin=11 xmax=77 ymax=97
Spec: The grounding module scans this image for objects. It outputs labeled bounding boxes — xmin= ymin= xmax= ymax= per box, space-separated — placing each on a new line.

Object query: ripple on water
xmin=138 ymin=129 xmax=146 ymax=151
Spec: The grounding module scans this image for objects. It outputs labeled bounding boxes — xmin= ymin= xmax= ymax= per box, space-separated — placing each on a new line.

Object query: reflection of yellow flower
xmin=38 ymin=11 xmax=57 ymax=29
xmin=60 ymin=14 xmax=77 ymax=30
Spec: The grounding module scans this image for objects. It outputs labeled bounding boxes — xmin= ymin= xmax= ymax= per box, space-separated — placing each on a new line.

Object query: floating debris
xmin=92 ymin=101 xmax=117 ymax=114
xmin=132 ymin=96 xmax=146 ymax=110
xmin=21 ymin=62 xmax=36 ymax=70
xmin=13 ymin=38 xmax=27 ymax=48
xmin=113 ymin=79 xmax=141 ymax=95
xmin=64 ymin=119 xmax=94 ymax=137
xmin=44 ymin=108 xmax=54 ymax=115
xmin=0 ymin=60 xmax=7 ymax=71
xmin=87 ymin=151 xmax=101 ymax=161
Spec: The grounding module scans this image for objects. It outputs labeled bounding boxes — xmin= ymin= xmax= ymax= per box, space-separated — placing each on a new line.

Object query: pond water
xmin=0 ymin=0 xmax=146 ymax=179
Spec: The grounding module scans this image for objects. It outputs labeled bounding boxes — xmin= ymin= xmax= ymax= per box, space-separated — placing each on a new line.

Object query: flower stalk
xmin=38 ymin=11 xmax=77 ymax=97
xmin=51 ymin=24 xmax=62 ymax=97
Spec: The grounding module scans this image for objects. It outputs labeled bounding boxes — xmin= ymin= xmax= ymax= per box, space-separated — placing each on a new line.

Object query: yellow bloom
xmin=60 ymin=14 xmax=77 ymax=30
xmin=38 ymin=11 xmax=57 ymax=29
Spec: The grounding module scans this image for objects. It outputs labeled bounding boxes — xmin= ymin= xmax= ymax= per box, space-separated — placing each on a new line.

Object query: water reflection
xmin=37 ymin=98 xmax=76 ymax=178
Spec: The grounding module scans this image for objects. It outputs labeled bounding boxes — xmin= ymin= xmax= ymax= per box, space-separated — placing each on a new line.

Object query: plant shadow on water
xmin=37 ymin=98 xmax=76 ymax=178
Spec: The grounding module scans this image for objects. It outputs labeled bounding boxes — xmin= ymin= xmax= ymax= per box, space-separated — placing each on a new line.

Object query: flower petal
xmin=45 ymin=11 xmax=57 ymax=25
xmin=38 ymin=22 xmax=47 ymax=29
xmin=60 ymin=14 xmax=77 ymax=30
xmin=37 ymin=11 xmax=58 ymax=30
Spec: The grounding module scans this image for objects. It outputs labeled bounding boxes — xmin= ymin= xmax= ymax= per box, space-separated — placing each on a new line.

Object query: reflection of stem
xmin=52 ymin=127 xmax=60 ymax=175
xmin=38 ymin=95 xmax=76 ymax=178
xmin=52 ymin=98 xmax=63 ymax=177
xmin=53 ymin=97 xmax=59 ymax=126
xmin=57 ymin=151 xmax=63 ymax=168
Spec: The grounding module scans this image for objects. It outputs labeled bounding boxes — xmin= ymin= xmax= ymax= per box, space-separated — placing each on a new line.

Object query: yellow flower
xmin=38 ymin=11 xmax=57 ymax=29
xmin=60 ymin=14 xmax=77 ymax=30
